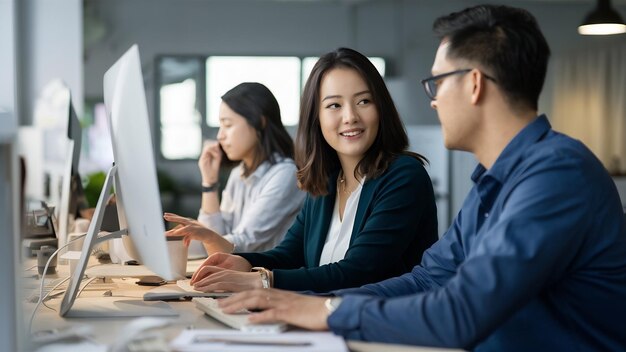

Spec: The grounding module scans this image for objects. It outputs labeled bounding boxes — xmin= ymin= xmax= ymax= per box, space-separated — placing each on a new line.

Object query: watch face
xmin=331 ymin=297 xmax=342 ymax=310
xmin=252 ymin=267 xmax=270 ymax=288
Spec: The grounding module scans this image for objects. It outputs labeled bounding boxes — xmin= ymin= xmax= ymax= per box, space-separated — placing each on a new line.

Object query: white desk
xmin=24 ymin=259 xmax=462 ymax=352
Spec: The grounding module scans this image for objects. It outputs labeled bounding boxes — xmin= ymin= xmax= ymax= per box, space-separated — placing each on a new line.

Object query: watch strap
xmin=201 ymin=182 xmax=220 ymax=193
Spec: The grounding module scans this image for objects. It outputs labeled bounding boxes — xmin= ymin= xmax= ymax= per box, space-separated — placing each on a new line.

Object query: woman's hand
xmin=191 ymin=252 xmax=253 ymax=283
xmin=199 ymin=140 xmax=222 ymax=185
xmin=218 ymin=288 xmax=330 ymax=330
xmin=190 ymin=267 xmax=264 ymax=292
xmin=164 ymin=213 xmax=233 ymax=254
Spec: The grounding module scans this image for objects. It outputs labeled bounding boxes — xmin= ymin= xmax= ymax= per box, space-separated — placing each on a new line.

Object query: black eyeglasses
xmin=421 ymin=69 xmax=496 ymax=100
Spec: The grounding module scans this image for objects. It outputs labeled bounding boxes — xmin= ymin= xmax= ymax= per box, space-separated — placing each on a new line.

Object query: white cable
xmin=76 ymin=276 xmax=99 ymax=298
xmin=40 ymin=263 xmax=106 ymax=312
xmin=41 ymin=276 xmax=70 ymax=311
xmin=28 ymin=234 xmax=86 ymax=333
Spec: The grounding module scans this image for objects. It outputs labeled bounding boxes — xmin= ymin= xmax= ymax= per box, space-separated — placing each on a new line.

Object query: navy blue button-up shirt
xmin=329 ymin=115 xmax=626 ymax=351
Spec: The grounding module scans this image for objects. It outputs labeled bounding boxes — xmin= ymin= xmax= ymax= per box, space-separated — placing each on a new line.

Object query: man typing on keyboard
xmin=213 ymin=4 xmax=626 ymax=351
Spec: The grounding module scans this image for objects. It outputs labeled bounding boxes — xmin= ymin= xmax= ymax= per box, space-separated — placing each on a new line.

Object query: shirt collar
xmin=240 ymin=154 xmax=285 ymax=183
xmin=240 ymin=160 xmax=271 ymax=183
xmin=471 ymin=114 xmax=552 ymax=185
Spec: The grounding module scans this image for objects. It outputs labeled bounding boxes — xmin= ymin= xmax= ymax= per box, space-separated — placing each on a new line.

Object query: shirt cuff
xmin=197 ymin=210 xmax=225 ymax=235
xmin=222 ymin=233 xmax=239 ymax=252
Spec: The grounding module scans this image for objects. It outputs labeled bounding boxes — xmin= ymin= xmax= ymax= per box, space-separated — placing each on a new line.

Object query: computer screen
xmin=19 ymin=81 xmax=71 ymax=205
xmin=57 ymin=94 xmax=88 ymax=247
xmin=60 ymin=44 xmax=177 ymax=317
xmin=66 ymin=96 xmax=86 ymax=217
xmin=18 ymin=84 xmax=83 ymax=245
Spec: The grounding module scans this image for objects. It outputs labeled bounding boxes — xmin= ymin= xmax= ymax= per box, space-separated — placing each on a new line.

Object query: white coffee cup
xmin=166 ymin=236 xmax=188 ymax=279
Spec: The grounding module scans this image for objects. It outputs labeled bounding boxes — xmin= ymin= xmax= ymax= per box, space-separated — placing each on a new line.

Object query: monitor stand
xmin=58 ymin=164 xmax=176 ymax=318
xmin=64 ymin=298 xmax=177 ymax=318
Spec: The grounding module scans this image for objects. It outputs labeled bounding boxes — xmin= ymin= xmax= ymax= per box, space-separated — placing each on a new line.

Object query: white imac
xmin=18 ymin=86 xmax=80 ymax=247
xmin=58 ymin=95 xmax=83 ymax=247
xmin=59 ymin=45 xmax=181 ymax=317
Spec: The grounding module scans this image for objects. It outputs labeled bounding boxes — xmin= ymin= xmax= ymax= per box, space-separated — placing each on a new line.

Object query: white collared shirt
xmin=190 ymin=157 xmax=305 ymax=256
xmin=318 ymin=182 xmax=363 ymax=265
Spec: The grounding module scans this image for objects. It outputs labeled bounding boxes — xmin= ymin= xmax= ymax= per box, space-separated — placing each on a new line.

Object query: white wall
xmin=18 ymin=0 xmax=83 ymax=125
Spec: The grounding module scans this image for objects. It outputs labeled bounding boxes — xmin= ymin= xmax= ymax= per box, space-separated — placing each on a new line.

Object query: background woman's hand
xmin=199 ymin=140 xmax=222 ymax=184
xmin=219 ymin=289 xmax=330 ymax=330
xmin=164 ymin=212 xmax=232 ymax=254
xmin=191 ymin=252 xmax=252 ymax=284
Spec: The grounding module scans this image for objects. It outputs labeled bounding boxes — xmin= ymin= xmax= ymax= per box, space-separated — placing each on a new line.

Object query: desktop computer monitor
xmin=66 ymin=96 xmax=85 ymax=217
xmin=19 ymin=86 xmax=83 ymax=246
xmin=19 ymin=82 xmax=74 ymax=205
xmin=59 ymin=45 xmax=179 ymax=317
xmin=58 ymin=95 xmax=85 ymax=246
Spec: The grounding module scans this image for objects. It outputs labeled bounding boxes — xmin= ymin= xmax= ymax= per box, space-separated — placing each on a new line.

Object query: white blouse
xmin=318 ymin=182 xmax=363 ymax=266
xmin=189 ymin=157 xmax=305 ymax=257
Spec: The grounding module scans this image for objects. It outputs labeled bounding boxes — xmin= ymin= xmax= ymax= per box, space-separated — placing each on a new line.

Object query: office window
xmin=157 ymin=57 xmax=204 ymax=160
xmin=157 ymin=55 xmax=385 ymax=160
xmin=206 ymin=57 xmax=301 ymax=127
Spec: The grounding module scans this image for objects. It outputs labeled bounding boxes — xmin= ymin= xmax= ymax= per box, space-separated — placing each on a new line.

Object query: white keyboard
xmin=176 ymin=279 xmax=197 ymax=292
xmin=192 ymin=297 xmax=286 ymax=333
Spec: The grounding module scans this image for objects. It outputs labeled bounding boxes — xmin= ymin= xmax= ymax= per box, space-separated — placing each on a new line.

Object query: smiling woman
xmin=187 ymin=48 xmax=439 ymax=294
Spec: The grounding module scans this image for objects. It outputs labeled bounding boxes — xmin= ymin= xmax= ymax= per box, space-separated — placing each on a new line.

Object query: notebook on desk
xmin=193 ymin=297 xmax=286 ymax=333
xmin=143 ymin=279 xmax=232 ymax=301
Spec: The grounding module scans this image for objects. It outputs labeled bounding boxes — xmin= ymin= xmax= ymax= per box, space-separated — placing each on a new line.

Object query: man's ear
xmin=470 ymin=69 xmax=486 ymax=105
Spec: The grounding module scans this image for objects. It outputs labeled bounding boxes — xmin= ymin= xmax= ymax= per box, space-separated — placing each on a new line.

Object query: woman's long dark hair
xmin=296 ymin=48 xmax=426 ymax=196
xmin=221 ymin=82 xmax=294 ymax=176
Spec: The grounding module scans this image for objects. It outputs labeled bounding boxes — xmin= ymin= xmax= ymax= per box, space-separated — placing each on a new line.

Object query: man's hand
xmin=219 ymin=288 xmax=331 ymax=331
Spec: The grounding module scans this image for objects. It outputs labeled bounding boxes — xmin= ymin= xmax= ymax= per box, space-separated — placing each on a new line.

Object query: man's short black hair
xmin=433 ymin=5 xmax=550 ymax=111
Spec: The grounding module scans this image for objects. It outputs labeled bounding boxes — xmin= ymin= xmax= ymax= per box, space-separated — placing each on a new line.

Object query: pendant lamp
xmin=578 ymin=0 xmax=626 ymax=35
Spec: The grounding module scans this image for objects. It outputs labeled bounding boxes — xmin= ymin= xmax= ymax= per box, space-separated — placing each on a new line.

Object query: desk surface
xmin=24 ymin=260 xmax=462 ymax=352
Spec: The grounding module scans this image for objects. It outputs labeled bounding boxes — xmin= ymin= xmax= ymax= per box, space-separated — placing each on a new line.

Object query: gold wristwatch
xmin=251 ymin=267 xmax=271 ymax=289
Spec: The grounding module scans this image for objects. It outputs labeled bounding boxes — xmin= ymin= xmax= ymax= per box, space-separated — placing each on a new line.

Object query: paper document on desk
xmin=170 ymin=330 xmax=348 ymax=352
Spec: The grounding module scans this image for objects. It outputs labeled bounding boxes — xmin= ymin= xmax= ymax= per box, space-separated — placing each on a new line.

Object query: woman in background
xmin=186 ymin=48 xmax=439 ymax=293
xmin=165 ymin=82 xmax=305 ymax=255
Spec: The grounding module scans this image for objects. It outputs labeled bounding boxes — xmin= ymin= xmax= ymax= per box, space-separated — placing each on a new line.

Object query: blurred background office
xmin=4 ymin=0 xmax=626 ymax=237
xmin=1 ymin=1 xmax=625 ymax=350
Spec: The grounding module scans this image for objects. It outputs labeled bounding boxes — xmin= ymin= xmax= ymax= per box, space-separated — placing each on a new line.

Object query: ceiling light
xmin=578 ymin=0 xmax=626 ymax=35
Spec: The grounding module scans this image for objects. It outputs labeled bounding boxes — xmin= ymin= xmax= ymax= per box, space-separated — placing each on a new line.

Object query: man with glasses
xmin=217 ymin=4 xmax=626 ymax=350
